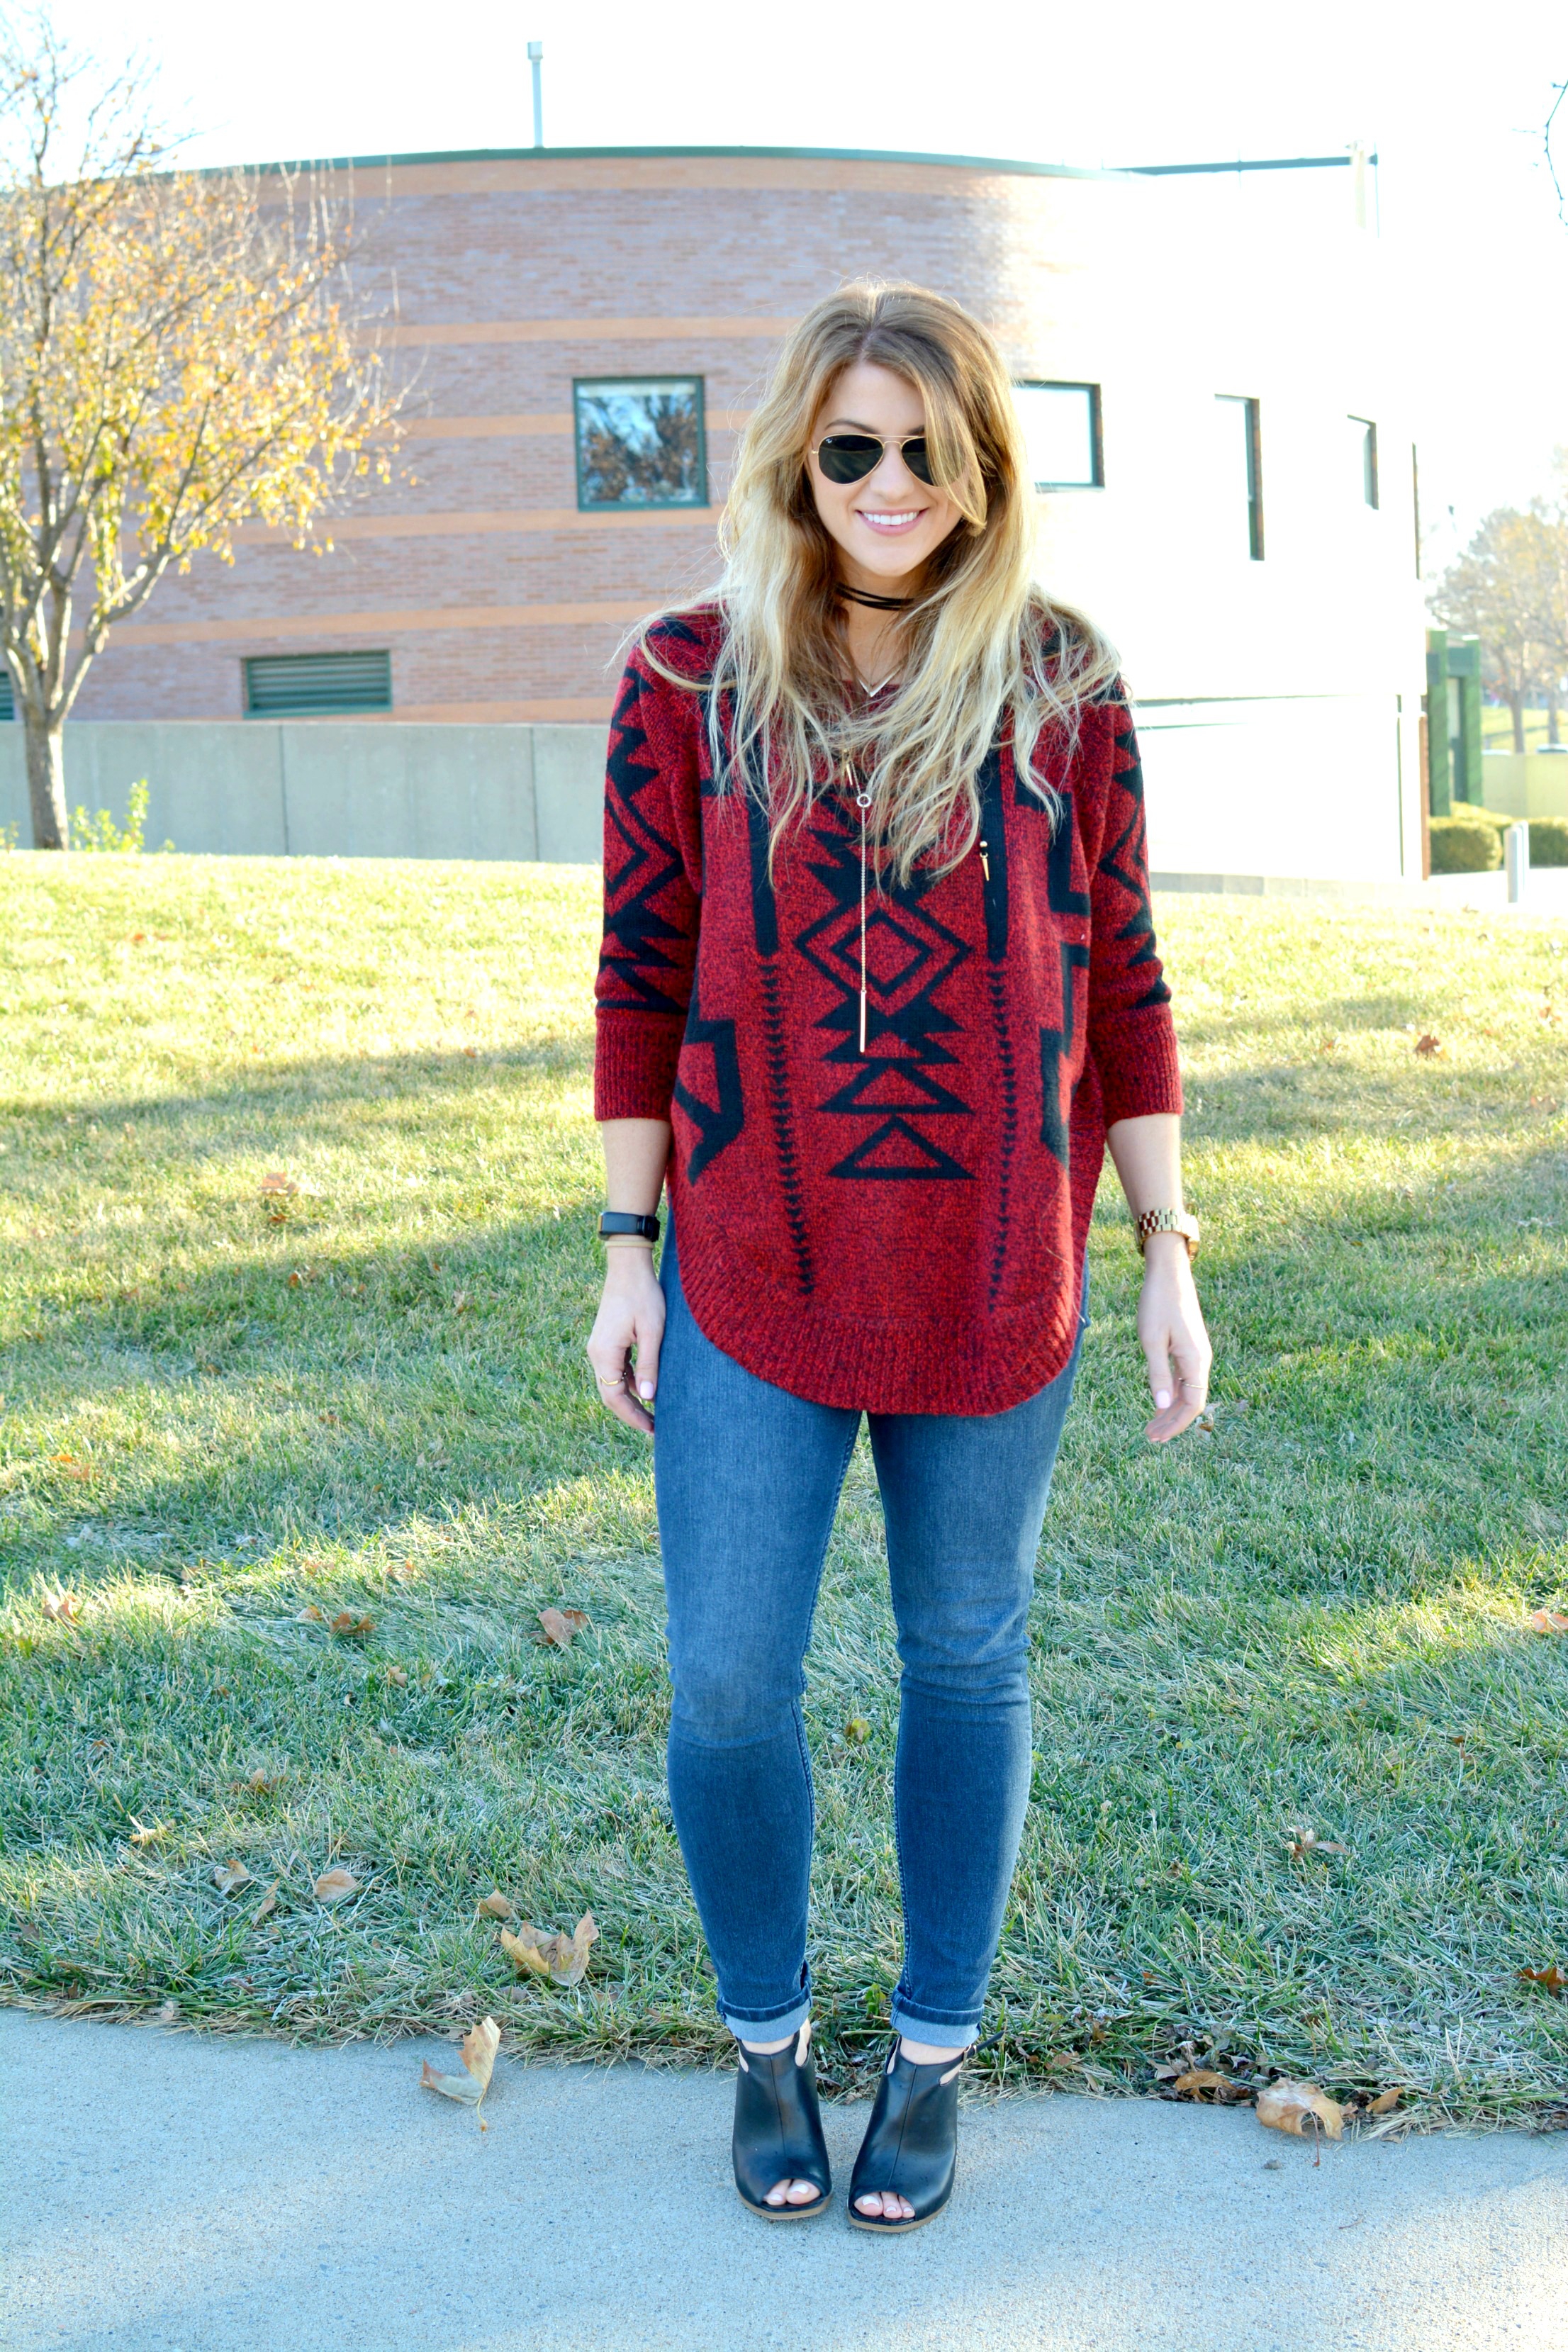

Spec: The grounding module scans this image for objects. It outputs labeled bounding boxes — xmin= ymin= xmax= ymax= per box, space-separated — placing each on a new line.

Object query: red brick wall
xmin=79 ymin=153 xmax=1116 ymax=723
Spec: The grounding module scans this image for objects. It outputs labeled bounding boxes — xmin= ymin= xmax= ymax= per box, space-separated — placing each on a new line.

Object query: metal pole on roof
xmin=528 ymin=42 xmax=544 ymax=148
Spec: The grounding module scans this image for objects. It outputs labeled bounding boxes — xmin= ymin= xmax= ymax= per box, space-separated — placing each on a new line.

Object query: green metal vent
xmin=0 ymin=669 xmax=13 ymax=721
xmin=244 ymin=649 xmax=391 ymax=717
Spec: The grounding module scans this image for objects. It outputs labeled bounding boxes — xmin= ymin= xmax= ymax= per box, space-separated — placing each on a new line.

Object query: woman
xmin=587 ymin=283 xmax=1210 ymax=2234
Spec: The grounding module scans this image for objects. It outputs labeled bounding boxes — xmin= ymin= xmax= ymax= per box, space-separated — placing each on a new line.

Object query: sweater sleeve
xmin=1085 ymin=704 xmax=1185 ymax=1126
xmin=593 ymin=649 xmax=704 ymax=1122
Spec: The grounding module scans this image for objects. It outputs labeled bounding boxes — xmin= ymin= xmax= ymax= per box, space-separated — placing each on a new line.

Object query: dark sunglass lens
xmin=817 ymin=435 xmax=883 ymax=483
xmin=902 ymin=438 xmax=934 ymax=485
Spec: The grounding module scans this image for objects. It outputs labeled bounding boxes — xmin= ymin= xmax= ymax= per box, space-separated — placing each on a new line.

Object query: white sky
xmin=51 ymin=0 xmax=1568 ymax=554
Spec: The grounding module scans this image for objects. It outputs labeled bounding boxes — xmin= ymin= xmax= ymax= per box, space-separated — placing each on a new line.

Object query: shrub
xmin=1429 ymin=813 xmax=1502 ymax=873
xmin=1528 ymin=817 xmax=1568 ymax=867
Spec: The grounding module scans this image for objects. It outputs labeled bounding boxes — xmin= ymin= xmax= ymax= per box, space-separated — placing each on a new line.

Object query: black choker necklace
xmin=836 ymin=583 xmax=914 ymax=611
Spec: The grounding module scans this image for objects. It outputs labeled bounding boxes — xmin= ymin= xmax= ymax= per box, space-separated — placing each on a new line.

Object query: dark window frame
xmin=1013 ymin=379 xmax=1104 ymax=490
xmin=243 ymin=649 xmax=393 ymax=718
xmin=571 ymin=374 xmax=710 ymax=513
xmin=1216 ymin=393 xmax=1265 ymax=561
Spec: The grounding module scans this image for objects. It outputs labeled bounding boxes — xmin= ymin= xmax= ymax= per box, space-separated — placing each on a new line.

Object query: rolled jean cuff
xmin=889 ymin=1998 xmax=982 ymax=2049
xmin=719 ymin=1990 xmax=812 ymax=2045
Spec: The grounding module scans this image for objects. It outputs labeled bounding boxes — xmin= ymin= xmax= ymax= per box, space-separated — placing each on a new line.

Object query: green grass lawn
xmin=1482 ymin=708 xmax=1568 ymax=756
xmin=2 ymin=853 xmax=1567 ymax=2124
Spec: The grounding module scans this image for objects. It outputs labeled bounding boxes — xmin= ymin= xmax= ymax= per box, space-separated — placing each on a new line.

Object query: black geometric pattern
xmin=795 ymin=806 xmax=976 ymax=1182
xmin=1039 ymin=941 xmax=1090 ymax=1166
xmin=671 ymin=978 xmax=743 ymax=1183
xmin=598 ymin=668 xmax=693 ymax=1016
xmin=1101 ymin=726 xmax=1171 ymax=1010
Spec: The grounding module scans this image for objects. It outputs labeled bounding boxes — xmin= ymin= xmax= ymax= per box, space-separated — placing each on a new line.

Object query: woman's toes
xmin=765 ymin=2181 xmax=791 ymax=2207
xmin=785 ymin=2179 xmax=819 ymax=2205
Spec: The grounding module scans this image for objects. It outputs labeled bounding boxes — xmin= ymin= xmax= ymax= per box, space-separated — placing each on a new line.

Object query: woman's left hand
xmin=1137 ymin=1233 xmax=1212 ymax=1444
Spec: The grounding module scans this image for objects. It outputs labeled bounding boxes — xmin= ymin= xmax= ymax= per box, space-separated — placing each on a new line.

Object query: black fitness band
xmin=598 ymin=1211 xmax=661 ymax=1243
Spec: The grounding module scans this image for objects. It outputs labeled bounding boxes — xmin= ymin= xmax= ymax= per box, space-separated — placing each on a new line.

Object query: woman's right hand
xmin=586 ymin=1248 xmax=666 ymax=1435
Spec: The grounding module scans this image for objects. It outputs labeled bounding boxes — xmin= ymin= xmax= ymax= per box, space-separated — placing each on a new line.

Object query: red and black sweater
xmin=593 ymin=610 xmax=1182 ymax=1415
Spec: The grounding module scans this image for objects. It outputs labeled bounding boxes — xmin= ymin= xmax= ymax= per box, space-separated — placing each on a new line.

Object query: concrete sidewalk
xmin=2 ymin=2010 xmax=1564 ymax=2352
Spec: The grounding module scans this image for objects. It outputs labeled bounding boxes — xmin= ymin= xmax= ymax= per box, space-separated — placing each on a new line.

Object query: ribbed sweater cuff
xmin=594 ymin=1010 xmax=685 ymax=1121
xmin=1094 ymin=1019 xmax=1185 ymax=1126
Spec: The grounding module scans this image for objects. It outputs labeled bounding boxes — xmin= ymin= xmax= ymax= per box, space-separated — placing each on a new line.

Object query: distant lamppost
xmin=528 ymin=42 xmax=544 ymax=149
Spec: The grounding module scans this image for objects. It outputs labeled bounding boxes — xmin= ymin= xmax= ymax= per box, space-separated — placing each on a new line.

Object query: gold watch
xmin=1135 ymin=1208 xmax=1200 ymax=1260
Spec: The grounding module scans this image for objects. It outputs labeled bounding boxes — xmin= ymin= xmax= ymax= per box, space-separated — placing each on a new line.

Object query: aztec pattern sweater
xmin=594 ymin=612 xmax=1183 ymax=1416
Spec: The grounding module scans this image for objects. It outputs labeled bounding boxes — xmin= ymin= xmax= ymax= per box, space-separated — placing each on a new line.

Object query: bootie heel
xmin=847 ymin=2042 xmax=962 ymax=2233
xmin=732 ymin=2025 xmax=832 ymax=2222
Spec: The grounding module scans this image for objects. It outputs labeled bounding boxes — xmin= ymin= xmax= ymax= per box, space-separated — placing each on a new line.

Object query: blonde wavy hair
xmin=637 ymin=280 xmax=1120 ymax=884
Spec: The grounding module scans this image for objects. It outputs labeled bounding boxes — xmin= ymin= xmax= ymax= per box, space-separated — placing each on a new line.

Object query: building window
xmin=243 ymin=649 xmax=392 ymax=717
xmin=1013 ymin=381 xmax=1103 ymax=488
xmin=573 ymin=377 xmax=708 ymax=510
xmin=1215 ymin=394 xmax=1264 ymax=560
xmin=1349 ymin=415 xmax=1379 ymax=508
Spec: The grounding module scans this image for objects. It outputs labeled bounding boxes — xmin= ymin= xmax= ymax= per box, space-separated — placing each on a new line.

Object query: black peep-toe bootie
xmin=732 ymin=2025 xmax=832 ymax=2222
xmin=847 ymin=2041 xmax=963 ymax=2233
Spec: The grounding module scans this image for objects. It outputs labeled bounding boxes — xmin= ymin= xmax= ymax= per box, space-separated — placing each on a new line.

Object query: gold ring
xmin=595 ymin=1372 xmax=624 ymax=1385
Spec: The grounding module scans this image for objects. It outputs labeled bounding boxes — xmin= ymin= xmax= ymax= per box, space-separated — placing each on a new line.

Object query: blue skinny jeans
xmin=653 ymin=1231 xmax=1085 ymax=2049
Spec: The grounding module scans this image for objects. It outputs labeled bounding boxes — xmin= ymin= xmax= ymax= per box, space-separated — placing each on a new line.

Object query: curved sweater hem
xmin=673 ymin=1233 xmax=1085 ymax=1418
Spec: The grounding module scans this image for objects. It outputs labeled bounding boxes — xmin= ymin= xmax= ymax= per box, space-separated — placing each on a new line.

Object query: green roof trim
xmin=245 ymin=141 xmax=1125 ymax=181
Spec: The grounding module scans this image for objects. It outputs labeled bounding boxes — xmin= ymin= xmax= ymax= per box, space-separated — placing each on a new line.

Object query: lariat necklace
xmin=843 ymin=758 xmax=875 ymax=1054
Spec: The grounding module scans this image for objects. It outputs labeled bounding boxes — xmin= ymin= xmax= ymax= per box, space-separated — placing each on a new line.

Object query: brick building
xmin=31 ymin=143 xmax=1429 ymax=883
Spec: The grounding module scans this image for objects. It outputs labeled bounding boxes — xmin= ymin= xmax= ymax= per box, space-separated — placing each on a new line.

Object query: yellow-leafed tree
xmin=0 ymin=18 xmax=403 ymax=847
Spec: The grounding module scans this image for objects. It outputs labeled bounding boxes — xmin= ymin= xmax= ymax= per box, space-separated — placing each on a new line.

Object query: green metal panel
xmin=0 ymin=671 xmax=12 ymax=722
xmin=1426 ymin=629 xmax=1450 ymax=816
xmin=244 ymin=651 xmax=392 ymax=718
xmin=1447 ymin=637 xmax=1482 ymax=804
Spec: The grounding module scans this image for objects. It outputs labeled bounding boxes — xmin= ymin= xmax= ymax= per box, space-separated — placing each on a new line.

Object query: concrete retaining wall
xmin=3 ymin=698 xmax=1418 ymax=888
xmin=1478 ymin=751 xmax=1568 ymax=822
xmin=0 ymin=722 xmax=609 ymax=863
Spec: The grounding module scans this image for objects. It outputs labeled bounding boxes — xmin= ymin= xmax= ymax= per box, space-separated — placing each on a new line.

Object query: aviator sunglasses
xmin=814 ymin=432 xmax=936 ymax=486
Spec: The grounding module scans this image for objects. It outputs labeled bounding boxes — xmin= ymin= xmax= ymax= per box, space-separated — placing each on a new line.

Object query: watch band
xmin=1135 ymin=1207 xmax=1200 ymax=1259
xmin=598 ymin=1210 xmax=661 ymax=1243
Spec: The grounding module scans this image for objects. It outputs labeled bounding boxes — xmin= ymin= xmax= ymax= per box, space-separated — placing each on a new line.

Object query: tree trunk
xmin=1508 ymin=689 xmax=1526 ymax=753
xmin=24 ymin=710 xmax=67 ymax=849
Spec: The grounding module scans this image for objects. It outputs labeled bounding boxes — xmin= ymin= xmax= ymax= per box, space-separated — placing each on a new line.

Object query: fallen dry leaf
xmin=313 ymin=1868 xmax=359 ymax=1904
xmin=1414 ymin=1033 xmax=1443 ymax=1058
xmin=330 ymin=1611 xmax=374 ymax=1639
xmin=259 ymin=1170 xmax=297 ymax=1197
xmin=128 ymin=1818 xmax=169 ymax=1847
xmin=1172 ymin=2068 xmax=1249 ymax=2102
xmin=535 ymin=1606 xmax=590 ymax=1650
xmin=384 ymin=1664 xmax=408 ymax=1687
xmin=155 ymin=1998 xmax=180 ymax=2023
xmin=500 ymin=1911 xmax=598 ymax=1987
xmin=295 ymin=1604 xmax=325 ymax=1623
xmin=212 ymin=1859 xmax=253 ymax=1895
xmin=500 ymin=1925 xmax=554 ymax=1978
xmin=1518 ymin=1964 xmax=1566 ymax=1995
xmin=1368 ymin=2088 xmax=1404 ymax=2115
xmin=843 ymin=1718 xmax=872 ymax=1745
xmin=40 ymin=1586 xmax=82 ymax=1623
xmin=477 ymin=1890 xmax=515 ymax=1920
xmin=252 ymin=1878 xmax=281 ymax=1925
xmin=1256 ymin=2080 xmax=1344 ymax=2146
xmin=52 ymin=1454 xmax=92 ymax=1483
xmin=1528 ymin=1609 xmax=1568 ymax=1635
xmin=1286 ymin=1827 xmax=1348 ymax=1862
xmin=420 ymin=2015 xmax=500 ymax=2124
